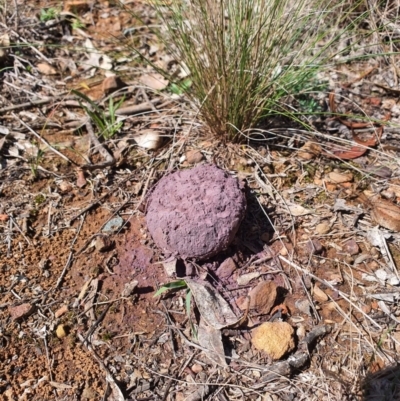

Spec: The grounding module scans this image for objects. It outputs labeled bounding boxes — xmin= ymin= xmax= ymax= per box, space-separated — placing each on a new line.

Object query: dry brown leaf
xmin=297 ymin=141 xmax=321 ymax=160
xmin=139 ymin=73 xmax=169 ymax=90
xmin=371 ymin=198 xmax=400 ymax=232
xmin=8 ymin=303 xmax=35 ymax=321
xmin=248 ymin=281 xmax=277 ymax=314
xmin=37 ymin=62 xmax=58 ymax=75
xmin=327 ymin=171 xmax=353 ymax=184
xmin=76 ymin=168 xmax=87 ymax=188
xmin=313 ymin=285 xmax=329 ymax=302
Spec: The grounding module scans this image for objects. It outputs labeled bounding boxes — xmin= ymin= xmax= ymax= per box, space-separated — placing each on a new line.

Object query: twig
xmin=9 ymin=27 xmax=53 ymax=64
xmin=114 ymin=97 xmax=162 ymax=116
xmin=77 ymin=333 xmax=125 ymax=400
xmin=83 ymin=302 xmax=112 ymax=345
xmin=43 ymin=336 xmax=54 ymax=382
xmin=80 ymin=121 xmax=116 ymax=170
xmin=279 ymin=255 xmax=382 ymax=330
xmin=140 ymin=88 xmax=161 ymax=115
xmin=10 ymin=216 xmax=31 ymax=245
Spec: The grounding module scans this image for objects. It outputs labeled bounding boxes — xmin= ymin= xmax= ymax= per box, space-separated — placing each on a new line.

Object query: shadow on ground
xmin=361 ymin=364 xmax=400 ymax=401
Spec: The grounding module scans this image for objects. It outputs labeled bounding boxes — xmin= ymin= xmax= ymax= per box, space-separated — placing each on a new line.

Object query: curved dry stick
xmin=80 ymin=121 xmax=116 ymax=171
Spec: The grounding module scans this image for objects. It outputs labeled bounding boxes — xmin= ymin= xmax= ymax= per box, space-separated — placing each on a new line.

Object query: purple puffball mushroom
xmin=146 ymin=164 xmax=246 ymax=260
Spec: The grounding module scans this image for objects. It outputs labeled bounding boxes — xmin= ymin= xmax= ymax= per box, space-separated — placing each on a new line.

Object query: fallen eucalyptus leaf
xmin=198 ymin=318 xmax=227 ymax=366
xmin=185 ymin=278 xmax=240 ymax=329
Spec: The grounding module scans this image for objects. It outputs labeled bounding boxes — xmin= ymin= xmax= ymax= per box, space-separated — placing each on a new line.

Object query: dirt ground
xmin=2 ymin=1 xmax=400 ymax=400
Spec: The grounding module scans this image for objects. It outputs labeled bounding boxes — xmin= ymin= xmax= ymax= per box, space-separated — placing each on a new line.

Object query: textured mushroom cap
xmin=146 ymin=164 xmax=246 ymax=260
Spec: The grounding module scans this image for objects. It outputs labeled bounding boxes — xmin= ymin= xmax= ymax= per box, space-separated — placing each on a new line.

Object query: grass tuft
xmin=147 ymin=0 xmax=375 ymax=142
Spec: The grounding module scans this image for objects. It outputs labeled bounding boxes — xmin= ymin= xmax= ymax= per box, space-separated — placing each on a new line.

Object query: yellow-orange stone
xmin=251 ymin=322 xmax=295 ymax=360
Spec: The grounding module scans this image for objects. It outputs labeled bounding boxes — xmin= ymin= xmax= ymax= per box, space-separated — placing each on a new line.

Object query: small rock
xmin=296 ymin=324 xmax=306 ymax=339
xmin=237 ymin=272 xmax=260 ymax=286
xmin=122 ymin=280 xmax=139 ymax=297
xmin=260 ymin=232 xmax=271 ymax=243
xmin=56 ymin=324 xmax=67 ymax=339
xmin=135 ymin=130 xmax=163 ymax=150
xmin=9 ymin=303 xmax=34 ymax=321
xmin=251 ymin=322 xmax=295 ymax=360
xmin=295 ymin=299 xmax=312 ymax=316
xmin=95 ymin=235 xmax=113 ymax=252
xmin=81 ymin=386 xmax=98 ymax=400
xmin=185 ymin=149 xmax=204 ymax=164
xmin=216 ymin=257 xmax=237 ymax=279
xmin=327 ymin=171 xmax=353 ymax=184
xmin=236 ymin=296 xmax=249 ymax=311
xmin=55 ymin=305 xmax=69 ymax=318
xmin=315 ymin=222 xmax=330 ymax=235
xmin=162 ymin=259 xmax=177 ymax=277
xmin=248 ymin=281 xmax=277 ymax=314
xmin=191 ymin=364 xmax=203 ymax=374
xmin=102 ymin=216 xmax=124 ymax=233
xmin=58 ymin=180 xmax=72 ymax=193
xmin=306 ymin=238 xmax=324 ymax=255
xmin=342 ymin=239 xmax=359 ymax=255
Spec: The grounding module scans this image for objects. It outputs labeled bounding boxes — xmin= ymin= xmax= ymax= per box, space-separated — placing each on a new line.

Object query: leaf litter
xmin=1 ymin=1 xmax=400 ymax=401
